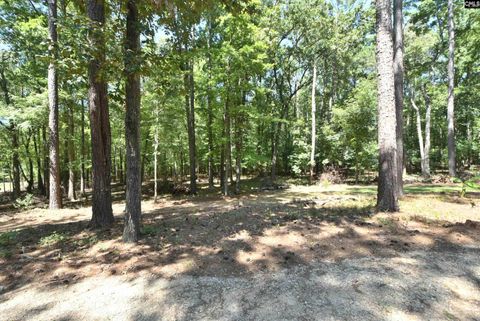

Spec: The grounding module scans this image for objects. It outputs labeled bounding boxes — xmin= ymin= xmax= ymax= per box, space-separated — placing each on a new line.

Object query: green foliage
xmin=454 ymin=175 xmax=480 ymax=198
xmin=141 ymin=225 xmax=160 ymax=236
xmin=0 ymin=230 xmax=18 ymax=247
xmin=39 ymin=231 xmax=67 ymax=247
xmin=13 ymin=193 xmax=34 ymax=209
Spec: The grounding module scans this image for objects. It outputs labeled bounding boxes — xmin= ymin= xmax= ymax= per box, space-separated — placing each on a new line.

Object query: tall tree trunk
xmin=206 ymin=35 xmax=214 ymax=189
xmin=410 ymin=96 xmax=426 ymax=177
xmin=119 ymin=146 xmax=124 ymax=185
xmin=80 ymin=99 xmax=86 ymax=196
xmin=220 ymin=148 xmax=225 ymax=190
xmin=48 ymin=0 xmax=62 ymax=209
xmin=235 ymin=89 xmax=246 ymax=194
xmin=154 ymin=109 xmax=159 ymax=202
xmin=271 ymin=124 xmax=277 ymax=182
xmin=184 ymin=60 xmax=197 ymax=194
xmin=67 ymin=102 xmax=76 ymax=201
xmin=309 ymin=63 xmax=317 ymax=184
xmin=123 ymin=0 xmax=141 ymax=242
xmin=33 ymin=128 xmax=45 ymax=195
xmin=447 ymin=0 xmax=456 ymax=177
xmin=11 ymin=130 xmax=21 ymax=199
xmin=376 ymin=0 xmax=399 ymax=212
xmin=422 ymin=85 xmax=431 ymax=177
xmin=42 ymin=126 xmax=49 ymax=197
xmin=87 ymin=0 xmax=113 ymax=228
xmin=393 ymin=0 xmax=404 ymax=196
xmin=24 ymin=132 xmax=34 ymax=193
xmin=223 ymin=95 xmax=231 ymax=196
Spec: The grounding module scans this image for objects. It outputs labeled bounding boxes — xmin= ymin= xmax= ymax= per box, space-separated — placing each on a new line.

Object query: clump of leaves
xmin=75 ymin=234 xmax=99 ymax=247
xmin=141 ymin=225 xmax=159 ymax=236
xmin=39 ymin=231 xmax=67 ymax=247
xmin=13 ymin=194 xmax=34 ymax=209
xmin=454 ymin=175 xmax=480 ymax=198
xmin=0 ymin=230 xmax=18 ymax=247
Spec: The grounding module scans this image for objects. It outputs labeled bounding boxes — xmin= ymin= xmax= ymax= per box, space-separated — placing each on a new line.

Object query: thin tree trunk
xmin=48 ymin=0 xmax=62 ymax=209
xmin=393 ymin=0 xmax=404 ymax=196
xmin=422 ymin=85 xmax=431 ymax=177
xmin=220 ymin=148 xmax=225 ymax=190
xmin=271 ymin=124 xmax=277 ymax=182
xmin=184 ymin=60 xmax=197 ymax=194
xmin=67 ymin=102 xmax=76 ymax=201
xmin=24 ymin=132 xmax=34 ymax=193
xmin=154 ymin=109 xmax=159 ymax=202
xmin=223 ymin=95 xmax=231 ymax=196
xmin=447 ymin=0 xmax=456 ymax=176
xmin=207 ymin=19 xmax=214 ymax=190
xmin=33 ymin=128 xmax=45 ymax=195
xmin=235 ymin=89 xmax=246 ymax=194
xmin=87 ymin=0 xmax=113 ymax=228
xmin=309 ymin=63 xmax=317 ymax=184
xmin=80 ymin=99 xmax=86 ymax=195
xmin=119 ymin=146 xmax=124 ymax=185
xmin=42 ymin=126 xmax=49 ymax=197
xmin=376 ymin=0 xmax=399 ymax=212
xmin=123 ymin=0 xmax=141 ymax=242
xmin=410 ymin=96 xmax=426 ymax=176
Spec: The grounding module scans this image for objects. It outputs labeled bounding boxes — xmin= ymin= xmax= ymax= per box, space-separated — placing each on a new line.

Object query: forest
xmin=0 ymin=0 xmax=480 ymax=320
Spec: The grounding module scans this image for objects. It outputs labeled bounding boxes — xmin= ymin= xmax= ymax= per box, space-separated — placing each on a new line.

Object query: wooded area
xmin=1 ymin=1 xmax=480 ymax=319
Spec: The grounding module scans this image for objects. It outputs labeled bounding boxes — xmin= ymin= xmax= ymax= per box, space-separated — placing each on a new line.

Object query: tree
xmin=393 ymin=0 xmax=404 ymax=196
xmin=309 ymin=63 xmax=317 ymax=184
xmin=447 ymin=0 xmax=456 ymax=177
xmin=87 ymin=0 xmax=113 ymax=228
xmin=47 ymin=0 xmax=62 ymax=209
xmin=410 ymin=85 xmax=431 ymax=178
xmin=376 ymin=0 xmax=399 ymax=212
xmin=123 ymin=0 xmax=141 ymax=243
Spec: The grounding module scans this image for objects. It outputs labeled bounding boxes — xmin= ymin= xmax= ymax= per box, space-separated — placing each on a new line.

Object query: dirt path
xmin=1 ymin=246 xmax=479 ymax=321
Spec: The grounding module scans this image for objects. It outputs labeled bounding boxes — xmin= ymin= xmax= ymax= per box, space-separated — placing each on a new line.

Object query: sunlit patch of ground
xmin=0 ymin=181 xmax=479 ymax=293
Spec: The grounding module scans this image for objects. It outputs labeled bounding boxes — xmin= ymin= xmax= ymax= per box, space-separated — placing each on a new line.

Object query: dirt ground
xmin=1 ymin=182 xmax=480 ymax=320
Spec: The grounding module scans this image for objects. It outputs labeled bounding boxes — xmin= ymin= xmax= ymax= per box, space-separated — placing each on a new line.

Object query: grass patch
xmin=0 ymin=248 xmax=13 ymax=259
xmin=75 ymin=234 xmax=99 ymax=247
xmin=39 ymin=231 xmax=68 ymax=247
xmin=0 ymin=230 xmax=18 ymax=247
xmin=141 ymin=225 xmax=160 ymax=236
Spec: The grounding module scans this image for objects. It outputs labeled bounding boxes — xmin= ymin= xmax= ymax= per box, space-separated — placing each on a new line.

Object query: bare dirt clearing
xmin=1 ymin=183 xmax=480 ymax=320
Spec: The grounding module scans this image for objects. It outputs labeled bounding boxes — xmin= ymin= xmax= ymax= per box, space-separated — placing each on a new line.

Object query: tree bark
xmin=67 ymin=102 xmax=76 ymax=201
xmin=410 ymin=96 xmax=426 ymax=176
xmin=154 ymin=109 xmax=159 ymax=202
xmin=42 ymin=126 xmax=49 ymax=197
xmin=376 ymin=0 xmax=399 ymax=212
xmin=223 ymin=95 xmax=231 ymax=196
xmin=47 ymin=0 xmax=62 ymax=209
xmin=447 ymin=0 xmax=456 ymax=176
xmin=206 ymin=21 xmax=214 ymax=190
xmin=309 ymin=63 xmax=317 ymax=184
xmin=87 ymin=0 xmax=113 ymax=228
xmin=184 ymin=60 xmax=197 ymax=194
xmin=422 ymin=85 xmax=431 ymax=177
xmin=393 ymin=0 xmax=404 ymax=196
xmin=33 ymin=128 xmax=45 ymax=195
xmin=234 ymin=89 xmax=246 ymax=194
xmin=24 ymin=132 xmax=34 ymax=193
xmin=123 ymin=0 xmax=142 ymax=242
xmin=80 ymin=99 xmax=86 ymax=196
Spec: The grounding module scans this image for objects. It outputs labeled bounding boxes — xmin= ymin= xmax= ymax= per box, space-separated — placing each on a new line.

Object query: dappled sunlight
xmin=1 ymin=182 xmax=480 ymax=320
